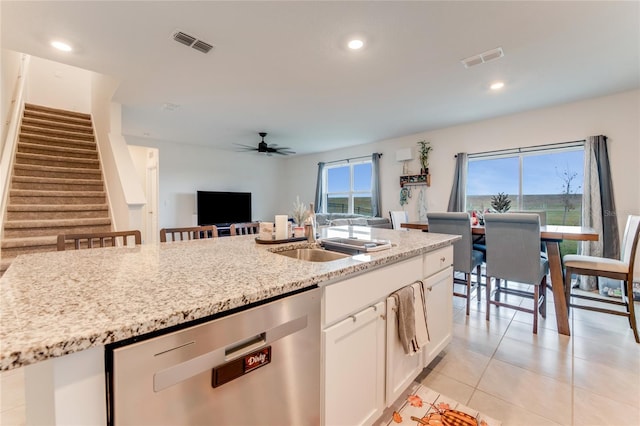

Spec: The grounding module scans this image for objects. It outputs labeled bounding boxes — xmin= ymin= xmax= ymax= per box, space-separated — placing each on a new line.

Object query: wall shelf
xmin=400 ymin=174 xmax=430 ymax=187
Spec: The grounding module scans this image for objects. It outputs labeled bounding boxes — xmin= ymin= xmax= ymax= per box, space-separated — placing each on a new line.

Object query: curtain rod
xmin=455 ymin=140 xmax=586 ymax=158
xmin=320 ymin=153 xmax=382 ymax=165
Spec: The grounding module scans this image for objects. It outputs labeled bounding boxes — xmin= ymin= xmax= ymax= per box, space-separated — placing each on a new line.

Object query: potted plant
xmin=490 ymin=192 xmax=512 ymax=213
xmin=417 ymin=140 xmax=432 ymax=175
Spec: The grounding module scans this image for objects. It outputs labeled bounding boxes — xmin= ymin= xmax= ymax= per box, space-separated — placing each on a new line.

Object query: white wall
xmin=26 ymin=56 xmax=91 ymax=113
xmin=124 ymin=136 xmax=287 ymax=229
xmin=283 ymin=89 xmax=640 ymax=233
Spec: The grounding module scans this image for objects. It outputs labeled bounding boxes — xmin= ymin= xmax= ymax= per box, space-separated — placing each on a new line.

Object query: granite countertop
xmin=0 ymin=226 xmax=457 ymax=371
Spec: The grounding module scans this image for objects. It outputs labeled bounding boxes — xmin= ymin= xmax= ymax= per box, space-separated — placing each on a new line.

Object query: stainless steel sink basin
xmin=275 ymin=248 xmax=350 ymax=262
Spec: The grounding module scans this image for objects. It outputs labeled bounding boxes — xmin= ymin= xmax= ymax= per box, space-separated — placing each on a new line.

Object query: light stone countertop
xmin=0 ymin=226 xmax=458 ymax=371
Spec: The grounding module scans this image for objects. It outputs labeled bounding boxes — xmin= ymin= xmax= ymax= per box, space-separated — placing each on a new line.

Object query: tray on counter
xmin=255 ymin=236 xmax=308 ymax=245
xmin=320 ymin=237 xmax=392 ymax=253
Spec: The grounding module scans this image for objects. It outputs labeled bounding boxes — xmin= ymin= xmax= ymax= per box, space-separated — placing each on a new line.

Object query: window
xmin=323 ymin=160 xmax=373 ymax=215
xmin=466 ymin=144 xmax=584 ymax=253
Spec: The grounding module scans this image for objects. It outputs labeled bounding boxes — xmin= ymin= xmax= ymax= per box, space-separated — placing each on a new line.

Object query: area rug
xmin=385 ymin=384 xmax=501 ymax=426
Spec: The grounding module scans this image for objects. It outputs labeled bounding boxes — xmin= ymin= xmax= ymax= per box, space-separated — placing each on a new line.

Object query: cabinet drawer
xmin=323 ymin=256 xmax=422 ymax=327
xmin=423 ymin=245 xmax=453 ymax=277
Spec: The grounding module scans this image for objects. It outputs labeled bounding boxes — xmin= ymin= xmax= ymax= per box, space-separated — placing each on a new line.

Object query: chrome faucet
xmin=305 ymin=203 xmax=317 ymax=242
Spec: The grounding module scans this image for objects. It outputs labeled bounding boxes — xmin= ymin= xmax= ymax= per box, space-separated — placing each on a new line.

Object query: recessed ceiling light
xmin=51 ymin=41 xmax=72 ymax=52
xmin=490 ymin=81 xmax=505 ymax=90
xmin=347 ymin=39 xmax=364 ymax=50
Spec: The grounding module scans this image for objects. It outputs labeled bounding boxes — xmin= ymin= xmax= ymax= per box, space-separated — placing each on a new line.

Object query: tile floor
xmin=1 ymin=284 xmax=639 ymax=426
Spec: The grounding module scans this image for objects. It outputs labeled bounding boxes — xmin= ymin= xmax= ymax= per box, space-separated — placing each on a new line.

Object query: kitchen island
xmin=0 ymin=226 xmax=458 ymax=425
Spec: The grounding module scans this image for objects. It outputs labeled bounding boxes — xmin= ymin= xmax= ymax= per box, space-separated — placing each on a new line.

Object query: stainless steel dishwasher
xmin=107 ymin=287 xmax=320 ymax=425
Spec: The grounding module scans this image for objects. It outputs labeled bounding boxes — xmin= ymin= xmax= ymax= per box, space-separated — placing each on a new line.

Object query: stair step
xmin=4 ymin=217 xmax=111 ymax=230
xmin=1 ymin=236 xmax=61 ymax=262
xmin=10 ymin=176 xmax=104 ymax=191
xmin=3 ymin=218 xmax=111 ymax=239
xmin=6 ymin=203 xmax=109 ymax=220
xmin=17 ymin=142 xmax=98 ymax=160
xmin=13 ymin=163 xmax=102 ymax=180
xmin=15 ymin=152 xmax=100 ymax=169
xmin=25 ymin=104 xmax=91 ymax=120
xmin=21 ymin=116 xmax=93 ymax=134
xmin=20 ymin=125 xmax=95 ymax=142
xmin=9 ymin=189 xmax=106 ymax=205
xmin=23 ymin=109 xmax=92 ymax=127
xmin=20 ymin=133 xmax=96 ymax=150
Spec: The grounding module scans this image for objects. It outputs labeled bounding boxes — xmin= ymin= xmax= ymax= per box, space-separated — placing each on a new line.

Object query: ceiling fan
xmin=235 ymin=132 xmax=295 ymax=156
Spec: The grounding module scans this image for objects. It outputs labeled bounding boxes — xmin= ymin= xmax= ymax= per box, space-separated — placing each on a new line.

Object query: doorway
xmin=128 ymin=146 xmax=159 ymax=244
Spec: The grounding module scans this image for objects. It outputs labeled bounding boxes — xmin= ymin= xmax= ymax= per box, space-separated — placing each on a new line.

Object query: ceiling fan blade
xmin=233 ymin=143 xmax=258 ymax=149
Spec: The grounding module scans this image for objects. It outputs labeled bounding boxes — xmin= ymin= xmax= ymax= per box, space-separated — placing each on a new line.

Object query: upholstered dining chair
xmin=564 ymin=215 xmax=640 ymax=343
xmin=427 ymin=212 xmax=484 ymax=315
xmin=389 ymin=211 xmax=409 ymax=230
xmin=159 ymin=225 xmax=218 ymax=242
xmin=57 ymin=230 xmax=142 ymax=250
xmin=484 ymin=213 xmax=549 ymax=333
xmin=229 ymin=222 xmax=260 ymax=236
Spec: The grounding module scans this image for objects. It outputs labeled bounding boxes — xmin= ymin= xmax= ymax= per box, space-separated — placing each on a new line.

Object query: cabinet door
xmin=385 ymin=291 xmax=423 ymax=406
xmin=322 ymin=301 xmax=385 ymax=426
xmin=422 ymin=267 xmax=453 ymax=367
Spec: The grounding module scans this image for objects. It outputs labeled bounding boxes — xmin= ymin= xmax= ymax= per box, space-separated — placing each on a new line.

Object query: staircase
xmin=0 ymin=104 xmax=111 ymax=275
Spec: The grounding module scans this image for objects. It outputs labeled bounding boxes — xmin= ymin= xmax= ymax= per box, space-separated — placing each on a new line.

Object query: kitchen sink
xmin=275 ymin=248 xmax=350 ymax=262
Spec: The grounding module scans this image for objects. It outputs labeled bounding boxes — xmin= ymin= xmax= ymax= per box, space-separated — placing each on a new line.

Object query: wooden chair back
xmin=159 ymin=225 xmax=218 ymax=242
xmin=57 ymin=230 xmax=142 ymax=251
xmin=229 ymin=222 xmax=260 ymax=236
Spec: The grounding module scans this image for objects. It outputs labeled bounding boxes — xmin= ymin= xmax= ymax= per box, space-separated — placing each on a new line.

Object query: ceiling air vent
xmin=171 ymin=30 xmax=214 ymax=54
xmin=173 ymin=31 xmax=196 ymax=47
xmin=461 ymin=47 xmax=504 ymax=68
xmin=192 ymin=40 xmax=214 ymax=54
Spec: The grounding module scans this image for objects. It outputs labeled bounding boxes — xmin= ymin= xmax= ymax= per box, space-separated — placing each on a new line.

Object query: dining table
xmin=401 ymin=221 xmax=599 ymax=336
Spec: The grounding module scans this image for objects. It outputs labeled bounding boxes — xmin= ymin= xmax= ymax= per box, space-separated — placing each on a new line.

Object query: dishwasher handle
xmin=153 ymin=315 xmax=308 ymax=392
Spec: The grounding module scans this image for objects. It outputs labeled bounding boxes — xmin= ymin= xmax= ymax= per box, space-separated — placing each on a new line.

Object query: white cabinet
xmin=322 ymin=301 xmax=385 ymax=426
xmin=421 ymin=266 xmax=454 ymax=367
xmin=321 ymin=245 xmax=454 ymax=425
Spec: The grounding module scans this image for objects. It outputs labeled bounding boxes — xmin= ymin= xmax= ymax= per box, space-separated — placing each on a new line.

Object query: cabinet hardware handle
xmin=440 ymin=257 xmax=446 ymax=262
xmin=372 ymin=305 xmax=377 ymax=311
xmin=350 ymin=315 xmax=356 ymax=322
xmin=427 ymin=287 xmax=433 ymax=291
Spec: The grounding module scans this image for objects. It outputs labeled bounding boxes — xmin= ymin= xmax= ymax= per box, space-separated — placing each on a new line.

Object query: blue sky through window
xmin=327 ymin=162 xmax=372 ymax=193
xmin=467 ymin=150 xmax=583 ymax=196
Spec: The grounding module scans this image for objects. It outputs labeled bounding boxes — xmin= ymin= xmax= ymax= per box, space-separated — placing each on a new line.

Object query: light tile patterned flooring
xmin=2 ymin=284 xmax=639 ymax=426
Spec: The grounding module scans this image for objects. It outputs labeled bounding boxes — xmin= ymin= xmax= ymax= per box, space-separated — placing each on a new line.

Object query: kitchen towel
xmin=412 ymin=281 xmax=430 ymax=350
xmin=391 ymin=285 xmax=416 ymax=355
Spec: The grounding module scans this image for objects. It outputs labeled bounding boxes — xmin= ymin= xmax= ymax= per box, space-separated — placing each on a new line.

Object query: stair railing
xmin=0 ymin=54 xmax=31 ymax=240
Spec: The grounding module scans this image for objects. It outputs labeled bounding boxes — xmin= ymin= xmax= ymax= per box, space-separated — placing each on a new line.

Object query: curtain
xmin=447 ymin=153 xmax=468 ymax=212
xmin=370 ymin=153 xmax=382 ymax=217
xmin=314 ymin=162 xmax=326 ymax=213
xmin=580 ymin=135 xmax=620 ymax=290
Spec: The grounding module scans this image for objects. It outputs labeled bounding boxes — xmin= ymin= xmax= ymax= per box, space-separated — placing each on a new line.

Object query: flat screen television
xmin=197 ymin=191 xmax=252 ymax=226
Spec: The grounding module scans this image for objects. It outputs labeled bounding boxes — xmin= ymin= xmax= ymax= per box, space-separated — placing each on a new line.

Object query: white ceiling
xmin=2 ymin=1 xmax=638 ymax=155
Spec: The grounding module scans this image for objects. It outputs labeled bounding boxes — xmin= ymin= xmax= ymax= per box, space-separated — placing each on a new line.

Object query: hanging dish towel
xmin=391 ymin=285 xmax=416 ymax=354
xmin=412 ymin=281 xmax=430 ymax=351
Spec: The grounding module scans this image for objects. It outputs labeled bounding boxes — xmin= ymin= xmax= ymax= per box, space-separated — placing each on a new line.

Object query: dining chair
xmin=484 ymin=213 xmax=549 ymax=333
xmin=229 ymin=222 xmax=260 ymax=236
xmin=57 ymin=230 xmax=142 ymax=250
xmin=563 ymin=215 xmax=640 ymax=343
xmin=159 ymin=225 xmax=218 ymax=242
xmin=427 ymin=212 xmax=484 ymax=315
xmin=389 ymin=211 xmax=409 ymax=230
